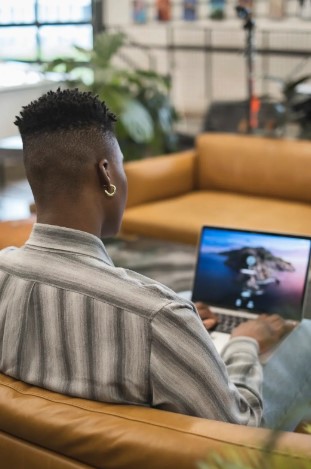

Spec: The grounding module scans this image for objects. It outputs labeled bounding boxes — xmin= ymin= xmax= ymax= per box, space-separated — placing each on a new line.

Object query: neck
xmin=36 ymin=197 xmax=103 ymax=238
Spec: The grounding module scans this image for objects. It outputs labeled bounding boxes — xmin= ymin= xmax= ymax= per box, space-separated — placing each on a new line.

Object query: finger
xmin=195 ymin=303 xmax=217 ymax=321
xmin=204 ymin=309 xmax=218 ymax=322
xmin=264 ymin=315 xmax=285 ymax=332
xmin=267 ymin=314 xmax=282 ymax=323
xmin=196 ymin=307 xmax=210 ymax=320
xmin=259 ymin=313 xmax=268 ymax=319
xmin=265 ymin=315 xmax=284 ymax=330
xmin=195 ymin=302 xmax=213 ymax=313
xmin=268 ymin=317 xmax=285 ymax=329
xmin=269 ymin=318 xmax=294 ymax=339
xmin=284 ymin=319 xmax=298 ymax=334
xmin=194 ymin=302 xmax=206 ymax=314
xmin=203 ymin=318 xmax=217 ymax=330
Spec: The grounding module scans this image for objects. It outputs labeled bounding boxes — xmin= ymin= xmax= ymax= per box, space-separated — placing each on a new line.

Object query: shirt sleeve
xmin=149 ymin=301 xmax=263 ymax=426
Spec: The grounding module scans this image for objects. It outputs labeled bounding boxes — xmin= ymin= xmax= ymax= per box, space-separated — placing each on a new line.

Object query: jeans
xmin=262 ymin=319 xmax=311 ymax=431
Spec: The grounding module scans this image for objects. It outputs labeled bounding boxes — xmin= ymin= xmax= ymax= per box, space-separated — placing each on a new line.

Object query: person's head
xmin=15 ymin=88 xmax=127 ymax=238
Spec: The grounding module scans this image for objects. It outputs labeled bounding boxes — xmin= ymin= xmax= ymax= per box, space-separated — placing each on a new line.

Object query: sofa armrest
xmin=124 ymin=150 xmax=196 ymax=208
xmin=1 ymin=373 xmax=311 ymax=469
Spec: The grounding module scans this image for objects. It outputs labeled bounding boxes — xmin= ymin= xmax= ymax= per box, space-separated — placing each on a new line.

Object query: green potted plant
xmin=45 ymin=31 xmax=178 ymax=161
xmin=282 ymin=74 xmax=311 ymax=139
xmin=262 ymin=71 xmax=311 ymax=139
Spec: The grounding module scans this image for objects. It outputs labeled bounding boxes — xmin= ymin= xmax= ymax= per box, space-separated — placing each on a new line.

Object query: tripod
xmin=236 ymin=5 xmax=256 ymax=134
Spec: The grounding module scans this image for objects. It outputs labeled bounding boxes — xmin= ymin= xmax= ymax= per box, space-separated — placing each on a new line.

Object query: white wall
xmin=102 ymin=1 xmax=311 ymax=117
xmin=0 ymin=82 xmax=59 ymax=139
xmin=102 ymin=0 xmax=306 ymax=25
xmin=103 ymin=0 xmax=132 ymax=26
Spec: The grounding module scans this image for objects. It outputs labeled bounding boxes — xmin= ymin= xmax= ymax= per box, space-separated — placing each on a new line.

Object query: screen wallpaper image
xmin=192 ymin=228 xmax=311 ymax=320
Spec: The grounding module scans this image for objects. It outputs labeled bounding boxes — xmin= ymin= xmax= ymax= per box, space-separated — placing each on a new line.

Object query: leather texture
xmin=122 ymin=133 xmax=311 ymax=244
xmin=1 ymin=373 xmax=311 ymax=469
xmin=0 ymin=218 xmax=34 ymax=249
xmin=125 ymin=150 xmax=196 ymax=208
xmin=0 ymin=431 xmax=90 ymax=469
xmin=196 ymin=133 xmax=311 ymax=202
xmin=122 ymin=190 xmax=311 ymax=245
xmin=3 ymin=134 xmax=311 ymax=248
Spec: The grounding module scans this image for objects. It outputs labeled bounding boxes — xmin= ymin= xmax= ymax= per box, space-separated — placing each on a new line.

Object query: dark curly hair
xmin=14 ymin=88 xmax=117 ymax=136
xmin=17 ymin=88 xmax=120 ymax=203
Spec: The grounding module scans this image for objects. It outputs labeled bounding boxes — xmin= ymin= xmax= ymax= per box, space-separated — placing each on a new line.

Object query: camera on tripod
xmin=236 ymin=5 xmax=251 ymax=20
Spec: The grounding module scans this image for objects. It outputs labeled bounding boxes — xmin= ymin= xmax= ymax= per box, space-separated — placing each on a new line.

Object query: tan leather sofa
xmin=2 ymin=133 xmax=311 ymax=249
xmin=0 ymin=373 xmax=311 ymax=469
xmin=0 ymin=219 xmax=35 ymax=250
xmin=122 ymin=133 xmax=311 ymax=245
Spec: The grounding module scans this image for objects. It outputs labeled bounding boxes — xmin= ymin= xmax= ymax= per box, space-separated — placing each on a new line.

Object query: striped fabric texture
xmin=0 ymin=224 xmax=263 ymax=425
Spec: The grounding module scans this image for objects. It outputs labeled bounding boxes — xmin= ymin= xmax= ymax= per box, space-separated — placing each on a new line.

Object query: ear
xmin=97 ymin=158 xmax=111 ymax=188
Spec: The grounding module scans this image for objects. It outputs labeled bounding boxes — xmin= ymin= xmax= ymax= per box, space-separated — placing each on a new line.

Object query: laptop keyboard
xmin=214 ymin=313 xmax=249 ymax=334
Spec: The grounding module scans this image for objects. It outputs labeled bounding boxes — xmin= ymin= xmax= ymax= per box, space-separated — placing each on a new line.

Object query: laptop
xmin=180 ymin=226 xmax=311 ymax=359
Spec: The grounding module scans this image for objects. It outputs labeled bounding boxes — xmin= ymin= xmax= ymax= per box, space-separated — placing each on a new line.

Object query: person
xmin=0 ymin=88 xmax=309 ymax=430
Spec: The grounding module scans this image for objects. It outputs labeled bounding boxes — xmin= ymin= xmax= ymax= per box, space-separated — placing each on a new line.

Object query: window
xmin=0 ymin=0 xmax=93 ymax=62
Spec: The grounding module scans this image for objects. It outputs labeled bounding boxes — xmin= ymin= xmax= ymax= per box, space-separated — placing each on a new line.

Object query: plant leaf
xmin=284 ymin=75 xmax=311 ymax=98
xmin=120 ymin=100 xmax=154 ymax=143
xmin=92 ymin=32 xmax=126 ymax=68
xmin=41 ymin=30 xmax=178 ymax=160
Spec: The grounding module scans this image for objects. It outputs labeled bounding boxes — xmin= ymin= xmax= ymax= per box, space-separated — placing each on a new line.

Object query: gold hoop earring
xmin=104 ymin=184 xmax=117 ymax=197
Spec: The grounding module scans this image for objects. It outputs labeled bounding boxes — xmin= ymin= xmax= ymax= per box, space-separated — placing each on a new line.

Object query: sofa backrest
xmin=196 ymin=133 xmax=311 ymax=203
xmin=1 ymin=373 xmax=311 ymax=469
xmin=125 ymin=150 xmax=196 ymax=208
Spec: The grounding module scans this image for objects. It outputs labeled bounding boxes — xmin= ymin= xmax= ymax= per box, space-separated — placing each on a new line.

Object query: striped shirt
xmin=0 ymin=223 xmax=263 ymax=425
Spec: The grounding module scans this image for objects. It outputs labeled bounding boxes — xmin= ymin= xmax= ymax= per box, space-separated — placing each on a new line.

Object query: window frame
xmin=0 ymin=0 xmax=101 ymax=63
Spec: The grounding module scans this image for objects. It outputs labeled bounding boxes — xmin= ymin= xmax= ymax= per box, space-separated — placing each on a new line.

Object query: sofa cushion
xmin=125 ymin=150 xmax=196 ymax=208
xmin=122 ymin=191 xmax=311 ymax=245
xmin=196 ymin=134 xmax=311 ymax=204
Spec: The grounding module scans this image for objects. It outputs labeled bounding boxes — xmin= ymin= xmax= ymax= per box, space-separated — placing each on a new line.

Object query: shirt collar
xmin=25 ymin=223 xmax=114 ymax=266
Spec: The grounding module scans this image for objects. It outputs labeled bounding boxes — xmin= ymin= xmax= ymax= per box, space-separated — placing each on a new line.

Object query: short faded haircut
xmin=14 ymin=88 xmax=117 ymax=202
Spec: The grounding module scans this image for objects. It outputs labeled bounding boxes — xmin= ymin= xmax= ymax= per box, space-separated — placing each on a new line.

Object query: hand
xmin=231 ymin=314 xmax=297 ymax=354
xmin=194 ymin=302 xmax=218 ymax=331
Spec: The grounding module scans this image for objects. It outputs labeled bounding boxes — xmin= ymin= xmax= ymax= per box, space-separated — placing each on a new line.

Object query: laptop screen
xmin=191 ymin=227 xmax=311 ymax=320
